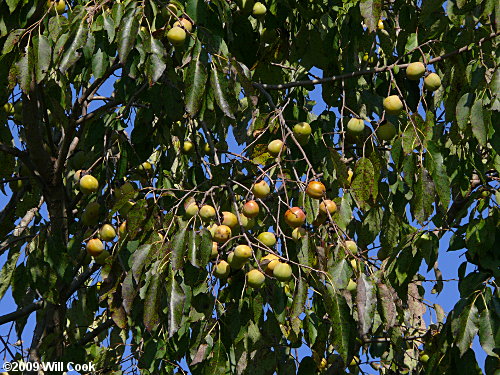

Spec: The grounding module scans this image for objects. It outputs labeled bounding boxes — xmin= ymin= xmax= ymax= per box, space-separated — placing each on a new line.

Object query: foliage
xmin=0 ymin=0 xmax=499 ymax=374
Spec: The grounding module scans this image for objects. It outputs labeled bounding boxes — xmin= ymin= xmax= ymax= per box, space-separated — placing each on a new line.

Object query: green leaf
xmin=6 ymin=0 xmax=21 ymax=13
xmin=146 ymin=52 xmax=166 ymax=86
xmin=117 ymin=9 xmax=140 ymax=64
xmin=451 ymin=298 xmax=479 ymax=357
xmin=470 ymin=99 xmax=487 ymax=146
xmin=426 ymin=140 xmax=451 ymax=209
xmin=210 ymin=62 xmax=236 ymax=119
xmin=356 ymin=274 xmax=376 ymax=337
xmin=92 ymin=48 xmax=107 ymax=79
xmin=318 ymin=282 xmax=355 ymax=363
xmin=456 ymin=93 xmax=473 ymax=130
xmin=297 ymin=234 xmax=314 ymax=273
xmin=34 ymin=35 xmax=51 ymax=83
xmin=167 ymin=270 xmax=186 ymax=337
xmin=103 ymin=13 xmax=115 ymax=43
xmin=291 ymin=277 xmax=307 ymax=318
xmin=129 ymin=244 xmax=152 ymax=283
xmin=17 ymin=46 xmax=34 ymax=93
xmin=478 ymin=303 xmax=498 ymax=357
xmin=411 ymin=168 xmax=435 ymax=224
xmin=360 ymin=0 xmax=382 ymax=32
xmin=351 ymin=157 xmax=377 ymax=210
xmin=328 ymin=259 xmax=352 ymax=289
xmin=2 ymin=29 xmax=24 ymax=54
xmin=170 ymin=224 xmax=187 ymax=270
xmin=402 ymin=123 xmax=421 ymax=153
xmin=185 ymin=40 xmax=208 ymax=116
xmin=144 ymin=261 xmax=161 ymax=331
xmin=59 ymin=22 xmax=88 ymax=73
xmin=0 ymin=248 xmax=21 ymax=301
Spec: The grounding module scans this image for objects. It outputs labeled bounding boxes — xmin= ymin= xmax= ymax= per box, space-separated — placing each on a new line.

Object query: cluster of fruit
xmin=181 ymin=176 xmax=347 ymax=289
xmin=80 ymin=173 xmax=130 ymax=265
xmin=346 ymin=62 xmax=441 ymax=143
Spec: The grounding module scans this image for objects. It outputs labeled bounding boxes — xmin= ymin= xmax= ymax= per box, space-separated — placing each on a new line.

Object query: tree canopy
xmin=0 ymin=0 xmax=499 ymax=374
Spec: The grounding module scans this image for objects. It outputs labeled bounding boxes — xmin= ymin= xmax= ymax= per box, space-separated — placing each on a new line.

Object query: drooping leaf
xmin=117 ymin=8 xmax=140 ymax=64
xmin=351 ymin=157 xmax=377 ymax=210
xmin=411 ymin=168 xmax=435 ymax=224
xmin=291 ymin=277 xmax=307 ymax=318
xmin=426 ymin=140 xmax=451 ymax=209
xmin=59 ymin=22 xmax=88 ymax=73
xmin=318 ymin=282 xmax=355 ymax=362
xmin=144 ymin=261 xmax=161 ymax=331
xmin=185 ymin=40 xmax=208 ymax=116
xmin=356 ymin=273 xmax=377 ymax=337
xmin=451 ymin=298 xmax=479 ymax=357
xmin=170 ymin=224 xmax=187 ymax=270
xmin=210 ymin=62 xmax=237 ymax=119
xmin=470 ymin=99 xmax=487 ymax=146
xmin=167 ymin=270 xmax=186 ymax=337
xmin=34 ymin=35 xmax=51 ymax=83
xmin=359 ymin=0 xmax=382 ymax=32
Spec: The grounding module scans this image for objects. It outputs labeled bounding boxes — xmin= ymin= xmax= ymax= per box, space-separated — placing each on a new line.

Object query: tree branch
xmin=0 ymin=300 xmax=44 ymax=326
xmin=254 ymin=31 xmax=500 ymax=90
xmin=75 ymin=319 xmax=115 ymax=346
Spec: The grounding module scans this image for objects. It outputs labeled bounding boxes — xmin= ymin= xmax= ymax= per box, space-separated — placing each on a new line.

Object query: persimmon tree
xmin=0 ymin=0 xmax=499 ymax=374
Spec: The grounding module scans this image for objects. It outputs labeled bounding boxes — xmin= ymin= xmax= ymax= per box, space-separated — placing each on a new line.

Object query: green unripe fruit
xmin=227 ymin=251 xmax=246 ymax=269
xmin=86 ymin=238 xmax=104 ymax=257
xmin=247 ymin=269 xmax=265 ymax=288
xmin=252 ymin=180 xmax=271 ymax=199
xmin=406 ymin=62 xmax=426 ymax=80
xmin=234 ymin=244 xmax=253 ymax=260
xmin=221 ymin=211 xmax=238 ymax=228
xmin=119 ymin=221 xmax=127 ymax=237
xmin=420 ymin=353 xmax=430 ymax=363
xmin=210 ymin=242 xmax=218 ymax=259
xmin=273 ymin=262 xmax=292 ymax=281
xmin=293 ymin=122 xmax=312 ymax=144
xmin=345 ymin=240 xmax=357 ymax=254
xmin=383 ymin=95 xmax=403 ymax=115
xmin=376 ymin=121 xmax=397 ymax=141
xmin=319 ymin=200 xmax=337 ymax=215
xmin=252 ymin=2 xmax=267 ymax=17
xmin=3 ymin=102 xmax=14 ymax=114
xmin=213 ymin=225 xmax=232 ymax=243
xmin=173 ymin=18 xmax=193 ymax=33
xmin=199 ymin=205 xmax=216 ymax=221
xmin=47 ymin=0 xmax=66 ymax=14
xmin=99 ymin=224 xmax=116 ymax=242
xmin=267 ymin=139 xmax=285 ymax=156
xmin=257 ymin=232 xmax=277 ymax=247
xmin=79 ymin=175 xmax=99 ymax=194
xmin=347 ymin=118 xmax=365 ymax=136
xmin=185 ymin=202 xmax=199 ymax=218
xmin=167 ymin=26 xmax=186 ymax=46
xmin=424 ymin=73 xmax=441 ymax=91
xmin=214 ymin=260 xmax=231 ymax=278
xmin=166 ymin=3 xmax=178 ymax=14
xmin=182 ymin=140 xmax=194 ymax=153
